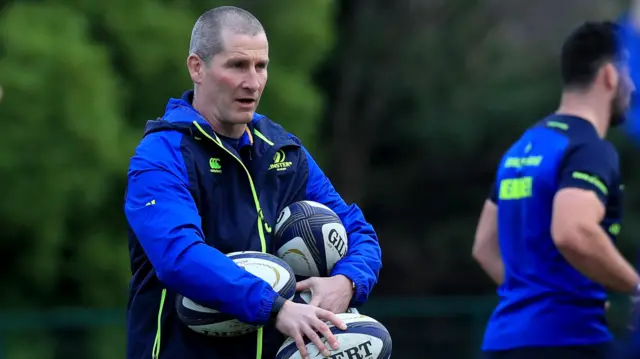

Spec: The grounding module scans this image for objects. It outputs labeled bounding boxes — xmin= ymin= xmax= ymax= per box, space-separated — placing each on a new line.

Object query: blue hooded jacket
xmin=124 ymin=91 xmax=382 ymax=359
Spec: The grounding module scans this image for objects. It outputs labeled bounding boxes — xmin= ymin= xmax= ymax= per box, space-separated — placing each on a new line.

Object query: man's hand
xmin=296 ymin=275 xmax=354 ymax=314
xmin=275 ymin=301 xmax=346 ymax=359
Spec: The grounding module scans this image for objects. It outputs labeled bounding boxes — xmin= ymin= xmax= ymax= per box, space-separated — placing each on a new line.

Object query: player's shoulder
xmin=128 ymin=129 xmax=188 ymax=177
xmin=136 ymin=130 xmax=184 ymax=161
xmin=567 ymin=136 xmax=618 ymax=164
xmin=561 ymin=136 xmax=620 ymax=184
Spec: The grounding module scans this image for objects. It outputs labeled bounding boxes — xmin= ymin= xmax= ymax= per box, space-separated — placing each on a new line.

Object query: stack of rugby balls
xmin=174 ymin=200 xmax=392 ymax=358
xmin=273 ymin=201 xmax=391 ymax=359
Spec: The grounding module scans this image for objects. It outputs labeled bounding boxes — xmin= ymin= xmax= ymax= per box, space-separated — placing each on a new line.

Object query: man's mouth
xmin=236 ymin=98 xmax=256 ymax=105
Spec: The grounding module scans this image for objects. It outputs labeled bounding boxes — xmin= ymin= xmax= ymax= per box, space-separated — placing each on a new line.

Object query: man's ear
xmin=602 ymin=62 xmax=620 ymax=92
xmin=187 ymin=54 xmax=204 ymax=84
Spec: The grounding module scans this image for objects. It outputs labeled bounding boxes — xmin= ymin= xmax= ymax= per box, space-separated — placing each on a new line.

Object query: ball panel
xmin=235 ymin=258 xmax=292 ymax=293
xmin=226 ymin=251 xmax=296 ymax=299
xmin=321 ymin=222 xmax=348 ymax=272
xmin=302 ymin=200 xmax=332 ymax=211
xmin=274 ymin=206 xmax=291 ymax=234
xmin=276 ymin=237 xmax=320 ymax=277
xmin=181 ymin=296 xmax=219 ymax=314
xmin=187 ymin=319 xmax=258 ymax=337
xmin=176 ymin=295 xmax=241 ymax=329
xmin=290 ymin=216 xmax=324 ymax=269
xmin=274 ymin=203 xmax=311 ymax=237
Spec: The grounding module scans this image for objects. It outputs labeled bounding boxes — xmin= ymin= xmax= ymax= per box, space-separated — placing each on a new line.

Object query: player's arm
xmin=300 ymin=145 xmax=382 ymax=307
xmin=472 ymin=185 xmax=503 ymax=285
xmin=551 ymin=142 xmax=639 ymax=293
xmin=124 ymin=134 xmax=284 ymax=325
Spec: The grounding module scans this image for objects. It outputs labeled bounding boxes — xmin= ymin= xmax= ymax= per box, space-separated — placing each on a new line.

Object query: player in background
xmin=472 ymin=21 xmax=637 ymax=359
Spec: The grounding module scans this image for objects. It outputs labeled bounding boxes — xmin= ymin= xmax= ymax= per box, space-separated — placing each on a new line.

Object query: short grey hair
xmin=189 ymin=6 xmax=265 ymax=64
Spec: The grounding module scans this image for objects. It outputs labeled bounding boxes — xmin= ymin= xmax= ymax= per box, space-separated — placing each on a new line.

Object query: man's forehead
xmin=220 ymin=29 xmax=268 ymax=54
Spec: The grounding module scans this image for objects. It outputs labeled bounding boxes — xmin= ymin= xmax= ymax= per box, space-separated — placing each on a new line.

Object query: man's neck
xmin=556 ymin=92 xmax=609 ymax=138
xmin=192 ymin=96 xmax=246 ymax=139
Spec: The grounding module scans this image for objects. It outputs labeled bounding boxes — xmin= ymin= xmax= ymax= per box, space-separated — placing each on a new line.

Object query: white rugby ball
xmin=275 ymin=313 xmax=392 ymax=359
xmin=292 ymin=290 xmax=360 ymax=314
xmin=175 ymin=251 xmax=296 ymax=337
xmin=274 ymin=200 xmax=348 ymax=279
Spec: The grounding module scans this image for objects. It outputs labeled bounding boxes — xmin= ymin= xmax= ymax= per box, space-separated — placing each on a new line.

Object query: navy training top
xmin=482 ymin=115 xmax=624 ymax=350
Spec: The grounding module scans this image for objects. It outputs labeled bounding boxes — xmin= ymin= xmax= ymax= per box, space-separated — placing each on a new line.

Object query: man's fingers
xmin=309 ymin=294 xmax=321 ymax=307
xmin=304 ymin=325 xmax=330 ymax=357
xmin=316 ymin=307 xmax=346 ymax=330
xmin=296 ymin=278 xmax=312 ymax=291
xmin=292 ymin=333 xmax=308 ymax=359
xmin=313 ymin=317 xmax=340 ymax=351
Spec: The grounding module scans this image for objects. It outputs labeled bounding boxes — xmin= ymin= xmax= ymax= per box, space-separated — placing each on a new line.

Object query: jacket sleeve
xmin=124 ymin=132 xmax=278 ymax=325
xmin=301 ymin=146 xmax=382 ymax=306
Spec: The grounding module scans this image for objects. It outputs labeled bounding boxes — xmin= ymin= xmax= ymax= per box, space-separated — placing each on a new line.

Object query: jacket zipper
xmin=192 ymin=121 xmax=268 ymax=251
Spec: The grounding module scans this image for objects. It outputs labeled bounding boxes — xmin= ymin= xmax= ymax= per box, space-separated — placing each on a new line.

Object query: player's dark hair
xmin=561 ymin=21 xmax=623 ymax=89
xmin=189 ymin=6 xmax=264 ymax=64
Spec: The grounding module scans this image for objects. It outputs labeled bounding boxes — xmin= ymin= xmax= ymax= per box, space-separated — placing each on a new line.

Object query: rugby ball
xmin=275 ymin=313 xmax=391 ymax=359
xmin=175 ymin=251 xmax=296 ymax=337
xmin=274 ymin=201 xmax=348 ymax=279
xmin=292 ymin=290 xmax=360 ymax=314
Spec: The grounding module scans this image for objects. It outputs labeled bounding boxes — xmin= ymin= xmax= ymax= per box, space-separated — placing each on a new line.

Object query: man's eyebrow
xmin=225 ymin=57 xmax=269 ymax=66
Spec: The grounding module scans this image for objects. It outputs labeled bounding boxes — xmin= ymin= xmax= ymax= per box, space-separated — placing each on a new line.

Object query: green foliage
xmin=0 ymin=2 xmax=130 ymax=306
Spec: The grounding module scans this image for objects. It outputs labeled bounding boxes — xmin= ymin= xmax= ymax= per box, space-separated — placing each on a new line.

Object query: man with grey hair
xmin=124 ymin=5 xmax=382 ymax=359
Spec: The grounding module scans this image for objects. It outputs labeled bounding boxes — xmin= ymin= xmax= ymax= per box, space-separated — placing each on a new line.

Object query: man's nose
xmin=241 ymin=70 xmax=260 ymax=91
xmin=241 ymin=80 xmax=260 ymax=91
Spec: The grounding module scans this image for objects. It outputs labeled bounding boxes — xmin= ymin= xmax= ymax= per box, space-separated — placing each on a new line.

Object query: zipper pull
xmin=259 ymin=209 xmax=272 ymax=233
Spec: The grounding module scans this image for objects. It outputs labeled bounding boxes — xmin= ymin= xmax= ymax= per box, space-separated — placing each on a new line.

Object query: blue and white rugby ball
xmin=275 ymin=313 xmax=392 ymax=359
xmin=274 ymin=200 xmax=348 ymax=279
xmin=175 ymin=251 xmax=296 ymax=337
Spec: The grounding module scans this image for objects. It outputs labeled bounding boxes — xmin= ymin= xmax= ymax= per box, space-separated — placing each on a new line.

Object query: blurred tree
xmin=316 ymin=0 xmax=632 ymax=298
